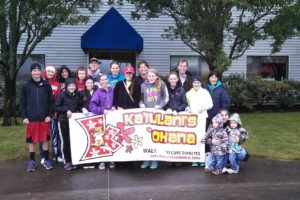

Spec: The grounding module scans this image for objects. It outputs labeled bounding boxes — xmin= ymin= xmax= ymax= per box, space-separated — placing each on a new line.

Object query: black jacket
xmin=19 ymin=78 xmax=54 ymax=121
xmin=113 ymin=80 xmax=141 ymax=109
xmin=172 ymin=69 xmax=193 ymax=92
xmin=79 ymin=85 xmax=98 ymax=111
xmin=55 ymin=78 xmax=82 ymax=122
xmin=164 ymin=84 xmax=188 ymax=112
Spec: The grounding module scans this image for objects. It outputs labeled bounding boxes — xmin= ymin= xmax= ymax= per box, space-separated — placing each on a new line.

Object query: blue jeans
xmin=210 ymin=155 xmax=225 ymax=170
xmin=228 ymin=148 xmax=247 ymax=171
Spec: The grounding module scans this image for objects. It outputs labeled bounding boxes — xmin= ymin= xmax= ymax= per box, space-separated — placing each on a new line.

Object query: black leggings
xmin=58 ymin=121 xmax=72 ymax=163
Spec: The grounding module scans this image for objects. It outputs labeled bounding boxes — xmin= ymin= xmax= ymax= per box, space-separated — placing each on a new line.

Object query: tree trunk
xmin=2 ymin=74 xmax=18 ymax=126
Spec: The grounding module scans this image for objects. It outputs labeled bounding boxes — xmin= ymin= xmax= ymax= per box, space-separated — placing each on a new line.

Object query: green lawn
xmin=0 ymin=113 xmax=299 ymax=163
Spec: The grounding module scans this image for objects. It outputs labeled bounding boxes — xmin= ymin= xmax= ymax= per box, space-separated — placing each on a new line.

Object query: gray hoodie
xmin=139 ymin=80 xmax=169 ymax=109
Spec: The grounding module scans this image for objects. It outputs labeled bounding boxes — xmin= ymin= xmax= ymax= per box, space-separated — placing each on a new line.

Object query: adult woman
xmin=206 ymin=71 xmax=230 ymax=129
xmin=113 ymin=66 xmax=141 ymax=109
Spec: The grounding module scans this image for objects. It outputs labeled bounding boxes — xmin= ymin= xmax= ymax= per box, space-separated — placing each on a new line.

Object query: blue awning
xmin=81 ymin=7 xmax=143 ymax=52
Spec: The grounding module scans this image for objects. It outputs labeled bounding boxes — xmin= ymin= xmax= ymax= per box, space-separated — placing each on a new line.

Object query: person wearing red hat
xmin=113 ymin=66 xmax=141 ymax=110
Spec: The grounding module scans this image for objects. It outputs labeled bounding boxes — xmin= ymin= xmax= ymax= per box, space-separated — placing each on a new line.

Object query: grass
xmin=241 ymin=112 xmax=300 ymax=161
xmin=0 ymin=113 xmax=299 ymax=163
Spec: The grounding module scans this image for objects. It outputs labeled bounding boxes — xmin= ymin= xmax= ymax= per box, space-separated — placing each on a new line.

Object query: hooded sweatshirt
xmin=57 ymin=65 xmax=72 ymax=92
xmin=88 ymin=68 xmax=101 ymax=83
xmin=205 ymin=114 xmax=228 ymax=156
xmin=55 ymin=78 xmax=82 ymax=122
xmin=43 ymin=67 xmax=61 ymax=100
xmin=108 ymin=72 xmax=125 ymax=89
xmin=139 ymin=80 xmax=169 ymax=109
xmin=76 ymin=67 xmax=88 ymax=91
xmin=89 ymin=85 xmax=114 ymax=115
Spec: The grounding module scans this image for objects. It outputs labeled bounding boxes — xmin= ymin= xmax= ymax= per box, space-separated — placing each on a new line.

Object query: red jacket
xmin=76 ymin=67 xmax=88 ymax=91
xmin=43 ymin=68 xmax=61 ymax=100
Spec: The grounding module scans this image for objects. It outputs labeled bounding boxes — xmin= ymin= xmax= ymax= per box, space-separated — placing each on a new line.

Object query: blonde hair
xmin=148 ymin=68 xmax=161 ymax=93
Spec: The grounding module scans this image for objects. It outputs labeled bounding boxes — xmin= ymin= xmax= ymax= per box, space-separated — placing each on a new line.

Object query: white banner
xmin=69 ymin=108 xmax=206 ymax=165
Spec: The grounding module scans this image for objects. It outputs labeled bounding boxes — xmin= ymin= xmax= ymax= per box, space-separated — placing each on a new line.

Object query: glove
xmin=82 ymin=108 xmax=89 ymax=116
xmin=140 ymin=104 xmax=146 ymax=108
xmin=154 ymin=105 xmax=160 ymax=109
xmin=166 ymin=109 xmax=172 ymax=113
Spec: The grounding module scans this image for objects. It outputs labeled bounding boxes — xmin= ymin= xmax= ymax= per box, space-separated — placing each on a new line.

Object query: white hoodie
xmin=186 ymin=87 xmax=213 ymax=119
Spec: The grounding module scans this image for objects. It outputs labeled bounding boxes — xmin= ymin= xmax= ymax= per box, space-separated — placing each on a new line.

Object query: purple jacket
xmin=89 ymin=86 xmax=113 ymax=115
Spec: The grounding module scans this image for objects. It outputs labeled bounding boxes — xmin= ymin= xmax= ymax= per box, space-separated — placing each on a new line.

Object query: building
xmin=17 ymin=4 xmax=300 ymax=81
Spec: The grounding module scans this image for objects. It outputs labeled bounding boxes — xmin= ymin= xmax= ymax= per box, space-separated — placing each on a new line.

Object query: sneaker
xmin=109 ymin=162 xmax=115 ymax=169
xmin=64 ymin=162 xmax=73 ymax=171
xmin=204 ymin=167 xmax=211 ymax=173
xmin=43 ymin=160 xmax=53 ymax=170
xmin=211 ymin=169 xmax=223 ymax=175
xmin=27 ymin=160 xmax=37 ymax=172
xmin=243 ymin=152 xmax=250 ymax=162
xmin=198 ymin=162 xmax=205 ymax=167
xmin=98 ymin=162 xmax=106 ymax=170
xmin=40 ymin=158 xmax=45 ymax=165
xmin=140 ymin=161 xmax=150 ymax=169
xmin=227 ymin=168 xmax=239 ymax=174
xmin=150 ymin=161 xmax=158 ymax=169
xmin=83 ymin=165 xmax=95 ymax=169
xmin=191 ymin=162 xmax=199 ymax=167
xmin=222 ymin=168 xmax=228 ymax=173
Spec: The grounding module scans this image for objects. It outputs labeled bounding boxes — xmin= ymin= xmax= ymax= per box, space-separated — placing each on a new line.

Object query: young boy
xmin=76 ymin=66 xmax=88 ymax=91
xmin=20 ymin=63 xmax=55 ymax=172
xmin=55 ymin=78 xmax=82 ymax=170
xmin=204 ymin=114 xmax=228 ymax=175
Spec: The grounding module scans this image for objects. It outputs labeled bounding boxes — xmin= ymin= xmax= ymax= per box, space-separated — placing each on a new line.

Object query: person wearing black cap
xmin=19 ymin=63 xmax=55 ymax=172
xmin=186 ymin=75 xmax=213 ymax=167
xmin=55 ymin=78 xmax=82 ymax=171
xmin=88 ymin=57 xmax=101 ymax=83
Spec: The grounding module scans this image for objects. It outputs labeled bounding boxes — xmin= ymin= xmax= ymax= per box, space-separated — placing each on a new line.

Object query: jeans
xmin=228 ymin=147 xmax=247 ymax=171
xmin=210 ymin=155 xmax=225 ymax=170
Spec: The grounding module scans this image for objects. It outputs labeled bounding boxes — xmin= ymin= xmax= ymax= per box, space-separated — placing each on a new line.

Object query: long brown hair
xmin=148 ymin=68 xmax=161 ymax=93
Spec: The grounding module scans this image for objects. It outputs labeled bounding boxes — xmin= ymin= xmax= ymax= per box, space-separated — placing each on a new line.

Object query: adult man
xmin=88 ymin=57 xmax=101 ymax=83
xmin=20 ymin=63 xmax=55 ymax=172
xmin=136 ymin=60 xmax=149 ymax=85
xmin=172 ymin=59 xmax=193 ymax=92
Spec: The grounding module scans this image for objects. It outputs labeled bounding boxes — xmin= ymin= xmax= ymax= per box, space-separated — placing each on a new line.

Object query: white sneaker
xmin=109 ymin=162 xmax=115 ymax=169
xmin=222 ymin=168 xmax=228 ymax=173
xmin=40 ymin=158 xmax=45 ymax=165
xmin=227 ymin=168 xmax=239 ymax=174
xmin=83 ymin=165 xmax=95 ymax=169
xmin=98 ymin=162 xmax=106 ymax=170
xmin=57 ymin=157 xmax=64 ymax=162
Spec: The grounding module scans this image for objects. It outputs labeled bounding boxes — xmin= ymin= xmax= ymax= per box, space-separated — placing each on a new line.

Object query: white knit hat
xmin=45 ymin=66 xmax=56 ymax=73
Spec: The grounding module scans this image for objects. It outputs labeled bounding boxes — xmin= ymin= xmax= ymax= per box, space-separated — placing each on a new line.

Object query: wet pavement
xmin=0 ymin=157 xmax=299 ymax=200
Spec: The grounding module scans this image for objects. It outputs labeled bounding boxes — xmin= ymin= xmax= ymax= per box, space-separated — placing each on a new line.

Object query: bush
xmin=222 ymin=74 xmax=300 ymax=110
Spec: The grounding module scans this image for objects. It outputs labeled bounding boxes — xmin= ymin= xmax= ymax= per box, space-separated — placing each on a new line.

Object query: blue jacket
xmin=108 ymin=73 xmax=125 ymax=89
xmin=19 ymin=78 xmax=54 ymax=121
xmin=206 ymin=81 xmax=230 ymax=119
xmin=164 ymin=84 xmax=188 ymax=112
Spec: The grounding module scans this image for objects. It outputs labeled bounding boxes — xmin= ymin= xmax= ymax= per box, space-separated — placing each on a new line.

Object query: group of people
xmin=20 ymin=58 xmax=249 ymax=174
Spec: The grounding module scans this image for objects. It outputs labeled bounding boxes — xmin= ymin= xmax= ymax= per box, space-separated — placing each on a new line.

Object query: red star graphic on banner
xmin=115 ymin=122 xmax=135 ymax=144
xmin=75 ymin=115 xmax=122 ymax=161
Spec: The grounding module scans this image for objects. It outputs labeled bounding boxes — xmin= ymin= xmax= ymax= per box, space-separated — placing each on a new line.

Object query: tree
xmin=122 ymin=0 xmax=300 ymax=74
xmin=0 ymin=0 xmax=102 ymax=126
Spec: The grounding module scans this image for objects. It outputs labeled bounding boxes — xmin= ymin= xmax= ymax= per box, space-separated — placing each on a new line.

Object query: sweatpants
xmin=58 ymin=121 xmax=72 ymax=163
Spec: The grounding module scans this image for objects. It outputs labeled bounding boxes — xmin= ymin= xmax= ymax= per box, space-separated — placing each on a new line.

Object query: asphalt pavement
xmin=0 ymin=157 xmax=299 ymax=200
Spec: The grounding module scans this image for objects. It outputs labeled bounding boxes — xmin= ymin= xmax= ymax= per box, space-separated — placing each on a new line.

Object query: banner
xmin=69 ymin=108 xmax=206 ymax=165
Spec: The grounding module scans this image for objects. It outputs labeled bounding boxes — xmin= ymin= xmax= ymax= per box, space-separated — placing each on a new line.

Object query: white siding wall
xmin=17 ymin=3 xmax=300 ymax=80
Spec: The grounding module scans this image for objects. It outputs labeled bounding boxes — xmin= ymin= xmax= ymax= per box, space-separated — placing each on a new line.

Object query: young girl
xmin=55 ymin=78 xmax=82 ymax=171
xmin=139 ymin=69 xmax=169 ymax=169
xmin=164 ymin=72 xmax=188 ymax=113
xmin=186 ymin=75 xmax=213 ymax=167
xmin=89 ymin=74 xmax=115 ymax=170
xmin=204 ymin=114 xmax=228 ymax=175
xmin=80 ymin=78 xmax=98 ymax=117
xmin=223 ymin=113 xmax=249 ymax=174
xmin=113 ymin=66 xmax=141 ymax=109
xmin=57 ymin=65 xmax=71 ymax=92
xmin=108 ymin=61 xmax=125 ymax=89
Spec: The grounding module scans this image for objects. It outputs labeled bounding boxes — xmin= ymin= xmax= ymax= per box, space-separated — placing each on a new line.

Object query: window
xmin=170 ymin=55 xmax=209 ymax=76
xmin=247 ymin=56 xmax=288 ymax=81
xmin=16 ymin=54 xmax=45 ymax=82
xmin=89 ymin=51 xmax=136 ymax=74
